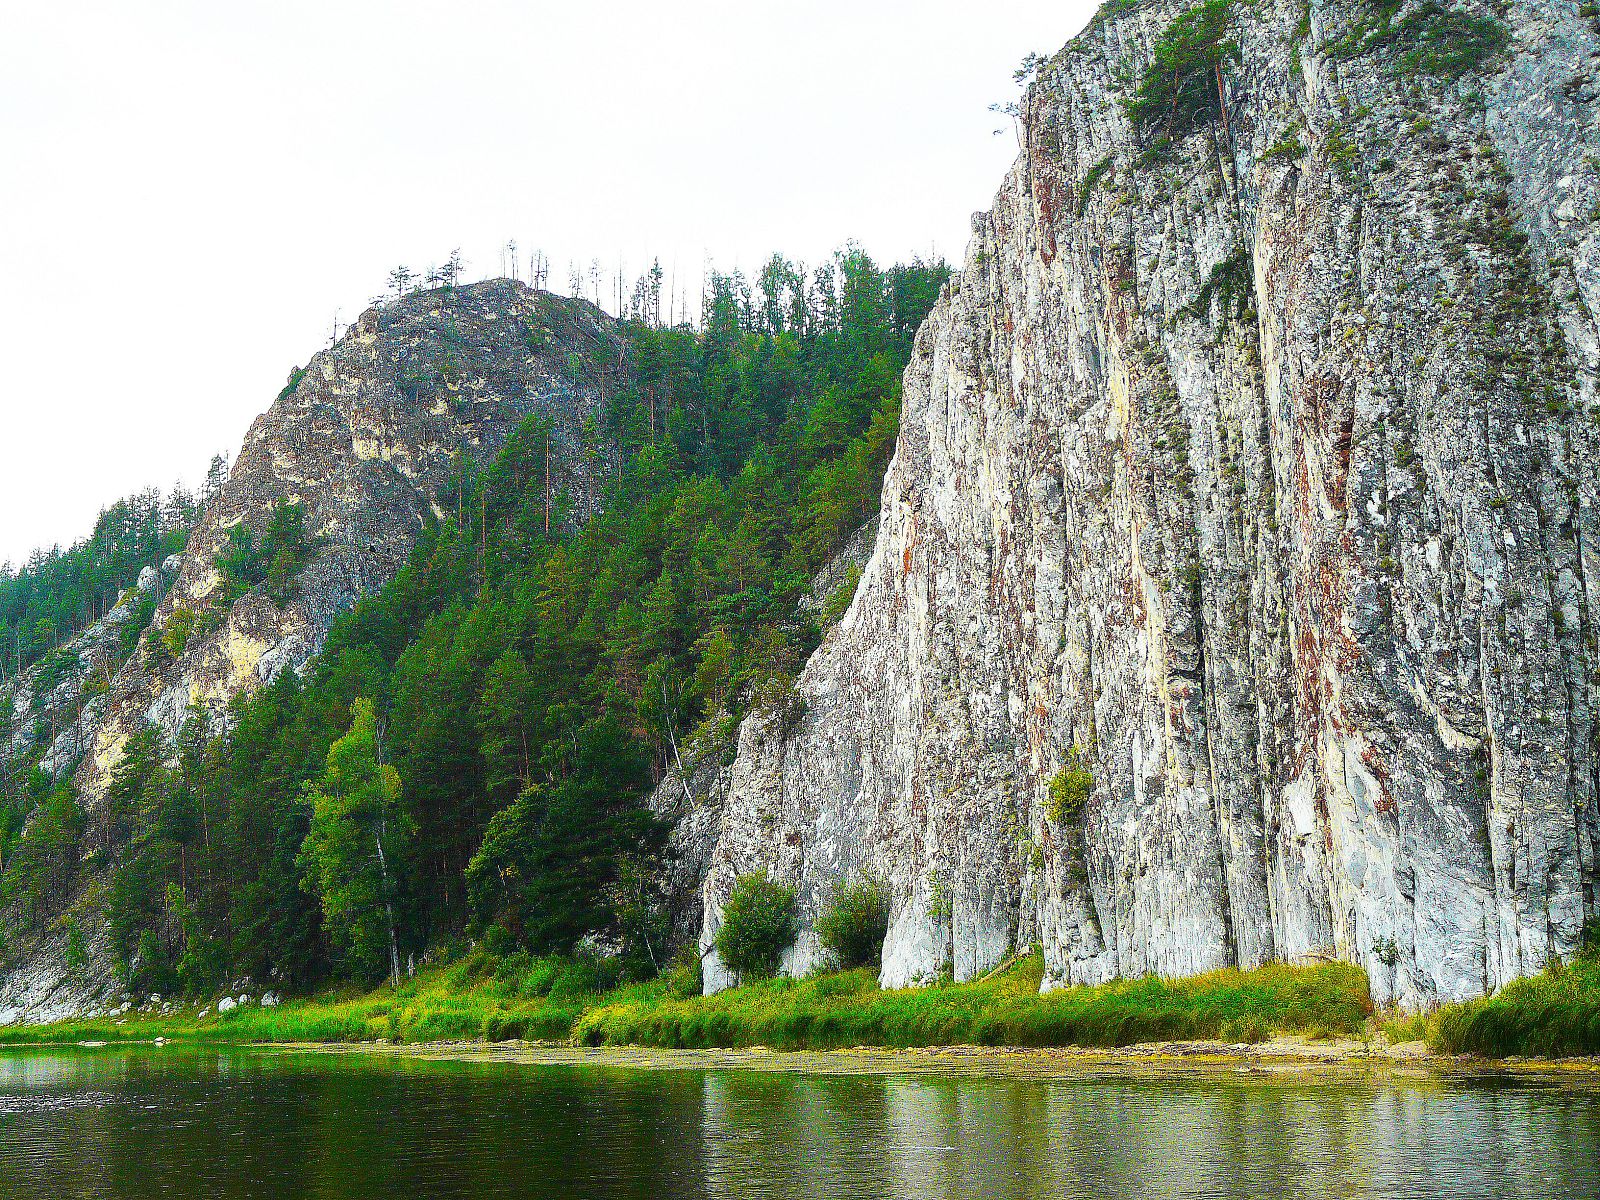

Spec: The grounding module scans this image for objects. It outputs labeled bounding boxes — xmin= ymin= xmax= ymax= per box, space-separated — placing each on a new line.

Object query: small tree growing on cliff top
xmin=715 ymin=870 xmax=798 ymax=981
xmin=1125 ymin=0 xmax=1239 ymax=149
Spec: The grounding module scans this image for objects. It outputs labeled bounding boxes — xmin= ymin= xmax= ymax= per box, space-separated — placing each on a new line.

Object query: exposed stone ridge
xmin=74 ymin=279 xmax=621 ymax=810
xmin=699 ymin=0 xmax=1600 ymax=1008
xmin=0 ymin=279 xmax=620 ymax=1023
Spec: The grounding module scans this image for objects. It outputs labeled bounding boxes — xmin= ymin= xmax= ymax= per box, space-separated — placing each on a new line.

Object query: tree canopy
xmin=2 ymin=246 xmax=949 ymax=997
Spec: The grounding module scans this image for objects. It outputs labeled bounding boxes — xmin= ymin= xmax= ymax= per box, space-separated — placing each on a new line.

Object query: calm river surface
xmin=1 ymin=1046 xmax=1597 ymax=1198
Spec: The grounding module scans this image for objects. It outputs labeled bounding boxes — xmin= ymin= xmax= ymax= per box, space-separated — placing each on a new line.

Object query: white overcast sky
xmin=0 ymin=0 xmax=1096 ymax=566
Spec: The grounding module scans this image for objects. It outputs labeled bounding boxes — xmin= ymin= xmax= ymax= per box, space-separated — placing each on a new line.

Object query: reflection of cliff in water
xmin=697 ymin=1065 xmax=1600 ymax=1200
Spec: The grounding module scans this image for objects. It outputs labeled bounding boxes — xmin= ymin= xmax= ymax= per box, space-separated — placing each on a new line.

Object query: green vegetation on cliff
xmin=0 ymin=486 xmax=197 ymax=679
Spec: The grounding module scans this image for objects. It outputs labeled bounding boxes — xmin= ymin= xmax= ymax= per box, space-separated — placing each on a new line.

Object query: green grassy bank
xmin=573 ymin=960 xmax=1371 ymax=1050
xmin=4 ymin=949 xmax=1595 ymax=1060
xmin=1391 ymin=954 xmax=1600 ymax=1059
xmin=0 ymin=953 xmax=1374 ymax=1052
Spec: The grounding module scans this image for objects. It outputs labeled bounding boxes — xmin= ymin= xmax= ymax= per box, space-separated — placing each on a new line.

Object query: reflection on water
xmin=0 ymin=1047 xmax=1596 ymax=1199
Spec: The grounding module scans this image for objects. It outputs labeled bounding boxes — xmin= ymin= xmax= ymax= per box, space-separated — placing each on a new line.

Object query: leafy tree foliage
xmin=1125 ymin=1 xmax=1239 ymax=149
xmin=815 ymin=877 xmax=890 ymax=969
xmin=9 ymin=246 xmax=946 ymax=998
xmin=0 ymin=775 xmax=83 ymax=929
xmin=715 ymin=870 xmax=799 ymax=979
xmin=298 ymin=699 xmax=410 ymax=986
xmin=215 ymin=499 xmax=317 ymax=603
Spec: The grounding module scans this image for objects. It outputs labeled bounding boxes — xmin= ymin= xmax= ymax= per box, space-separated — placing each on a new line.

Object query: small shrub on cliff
xmin=1330 ymin=2 xmax=1509 ymax=82
xmin=820 ymin=562 xmax=863 ymax=625
xmin=162 ymin=607 xmax=198 ymax=659
xmin=1076 ymin=156 xmax=1114 ymax=215
xmin=215 ymin=498 xmax=317 ymax=605
xmin=815 ymin=878 xmax=890 ymax=969
xmin=1047 ymin=747 xmax=1095 ymax=826
xmin=715 ymin=870 xmax=798 ymax=981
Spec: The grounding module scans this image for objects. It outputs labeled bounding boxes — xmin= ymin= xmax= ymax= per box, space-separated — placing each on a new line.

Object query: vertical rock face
xmin=700 ymin=0 xmax=1600 ymax=1007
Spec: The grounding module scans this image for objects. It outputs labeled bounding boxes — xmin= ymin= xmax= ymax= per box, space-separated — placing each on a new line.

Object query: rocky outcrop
xmin=0 ymin=919 xmax=121 ymax=1026
xmin=700 ymin=0 xmax=1600 ymax=1007
xmin=0 ymin=280 xmax=621 ymax=1024
xmin=651 ymin=729 xmax=740 ymax=950
xmin=1 ymin=554 xmax=177 ymax=774
xmin=75 ymin=279 xmax=622 ymax=810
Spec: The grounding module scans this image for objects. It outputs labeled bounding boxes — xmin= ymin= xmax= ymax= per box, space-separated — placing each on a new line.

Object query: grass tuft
xmin=1427 ymin=956 xmax=1600 ymax=1058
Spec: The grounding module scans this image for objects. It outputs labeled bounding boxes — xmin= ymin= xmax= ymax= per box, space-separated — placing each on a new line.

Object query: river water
xmin=1 ymin=1046 xmax=1597 ymax=1198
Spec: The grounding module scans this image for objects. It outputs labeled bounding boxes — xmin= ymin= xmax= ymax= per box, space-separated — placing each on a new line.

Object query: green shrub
xmin=1262 ymin=132 xmax=1305 ymax=162
xmin=1047 ymin=747 xmax=1095 ymax=825
xmin=1425 ymin=923 xmax=1600 ymax=1058
xmin=815 ymin=878 xmax=890 ymax=969
xmin=664 ymin=945 xmax=704 ymax=998
xmin=1330 ymin=2 xmax=1509 ymax=81
xmin=161 ymin=607 xmax=198 ymax=658
xmin=715 ymin=870 xmax=799 ymax=981
xmin=214 ymin=499 xmax=318 ymax=604
xmin=483 ymin=924 xmax=518 ymax=959
xmin=515 ymin=956 xmax=562 ymax=998
xmin=820 ymin=562 xmax=863 ymax=625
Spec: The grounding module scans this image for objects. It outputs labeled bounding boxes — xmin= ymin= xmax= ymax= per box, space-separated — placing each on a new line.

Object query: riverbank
xmin=0 ymin=955 xmax=1371 ymax=1051
xmin=1 ymin=950 xmax=1595 ymax=1067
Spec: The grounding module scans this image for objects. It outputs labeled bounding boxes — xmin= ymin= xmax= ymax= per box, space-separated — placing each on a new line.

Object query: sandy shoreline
xmin=231 ymin=1037 xmax=1600 ymax=1086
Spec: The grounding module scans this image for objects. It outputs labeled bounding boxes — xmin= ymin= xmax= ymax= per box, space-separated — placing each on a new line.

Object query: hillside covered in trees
xmin=0 ymin=249 xmax=946 ymax=998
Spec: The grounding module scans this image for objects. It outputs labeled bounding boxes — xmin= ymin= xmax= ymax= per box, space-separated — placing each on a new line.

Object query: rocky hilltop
xmin=699 ymin=0 xmax=1600 ymax=1007
xmin=1 ymin=279 xmax=621 ymax=1021
xmin=76 ymin=279 xmax=621 ymax=808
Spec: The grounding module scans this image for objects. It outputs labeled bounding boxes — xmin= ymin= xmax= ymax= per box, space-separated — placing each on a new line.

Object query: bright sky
xmin=0 ymin=0 xmax=1097 ymax=566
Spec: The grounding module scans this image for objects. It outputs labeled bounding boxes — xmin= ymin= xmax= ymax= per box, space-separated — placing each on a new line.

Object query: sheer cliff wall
xmin=700 ymin=0 xmax=1600 ymax=1008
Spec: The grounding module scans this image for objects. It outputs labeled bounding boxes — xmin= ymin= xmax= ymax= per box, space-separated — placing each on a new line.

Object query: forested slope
xmin=0 ymin=251 xmax=945 ymax=1017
